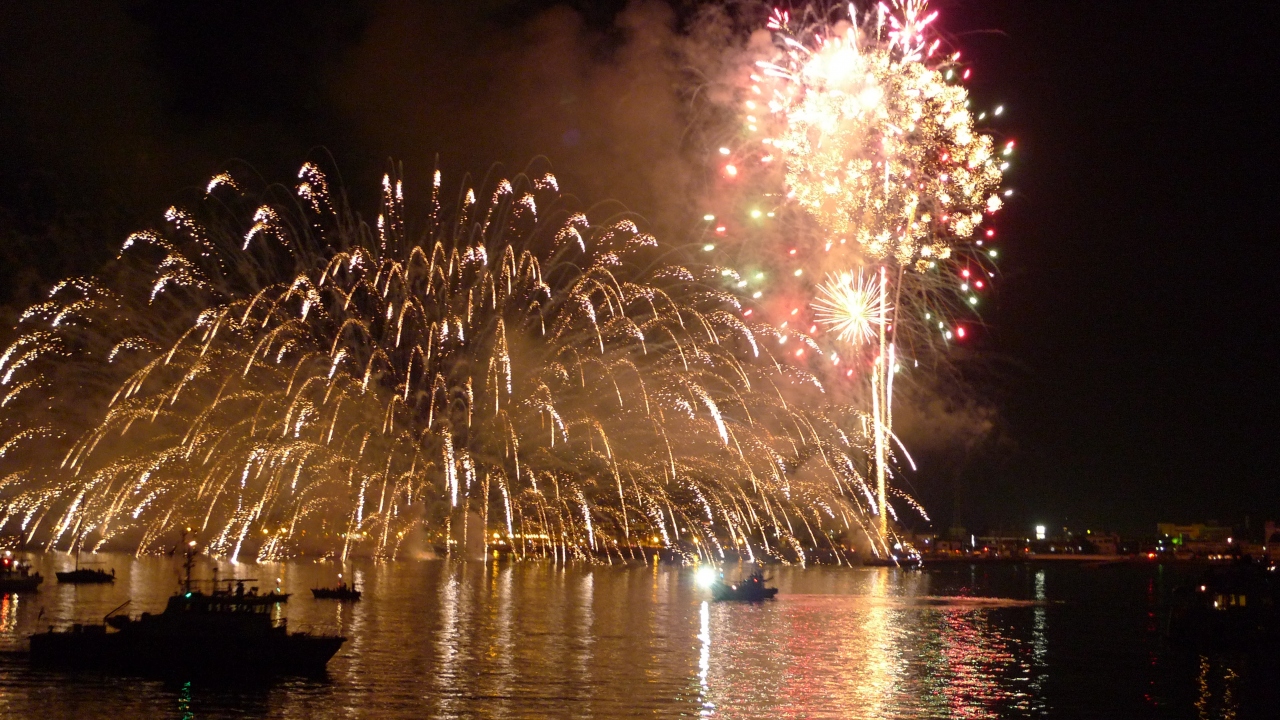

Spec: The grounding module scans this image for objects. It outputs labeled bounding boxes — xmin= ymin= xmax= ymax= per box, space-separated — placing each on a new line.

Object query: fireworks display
xmin=700 ymin=0 xmax=1010 ymax=541
xmin=709 ymin=0 xmax=1008 ymax=348
xmin=762 ymin=2 xmax=1004 ymax=269
xmin=0 ymin=164 xmax=916 ymax=562
xmin=0 ymin=1 xmax=1007 ymax=565
xmin=811 ymin=269 xmax=888 ymax=347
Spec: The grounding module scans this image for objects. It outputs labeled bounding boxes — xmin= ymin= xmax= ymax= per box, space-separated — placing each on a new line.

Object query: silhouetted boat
xmin=311 ymin=584 xmax=361 ymax=601
xmin=28 ymin=544 xmax=340 ymax=677
xmin=0 ymin=554 xmax=42 ymax=593
xmin=56 ymin=555 xmax=115 ymax=584
xmin=1168 ymin=560 xmax=1280 ymax=651
xmin=312 ymin=570 xmax=360 ymax=601
xmin=55 ymin=568 xmax=115 ymax=584
xmin=711 ymin=568 xmax=778 ymax=602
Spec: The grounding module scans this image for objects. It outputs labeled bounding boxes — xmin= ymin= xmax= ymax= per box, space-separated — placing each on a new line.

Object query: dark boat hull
xmin=0 ymin=575 xmax=42 ymax=593
xmin=1166 ymin=563 xmax=1280 ymax=654
xmin=311 ymin=588 xmax=361 ymax=601
xmin=55 ymin=570 xmax=114 ymax=584
xmin=1168 ymin=607 xmax=1279 ymax=651
xmin=711 ymin=584 xmax=778 ymax=602
xmin=29 ymin=626 xmax=345 ymax=677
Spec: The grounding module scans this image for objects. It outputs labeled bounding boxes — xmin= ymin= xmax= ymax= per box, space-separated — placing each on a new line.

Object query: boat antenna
xmin=182 ymin=531 xmax=197 ymax=594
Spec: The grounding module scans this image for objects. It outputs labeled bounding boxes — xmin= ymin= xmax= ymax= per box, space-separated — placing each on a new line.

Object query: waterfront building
xmin=1157 ymin=523 xmax=1236 ymax=558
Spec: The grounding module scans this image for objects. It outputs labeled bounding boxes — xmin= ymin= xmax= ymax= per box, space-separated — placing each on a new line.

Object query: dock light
xmin=695 ymin=566 xmax=717 ymax=588
xmin=1035 ymin=525 xmax=1046 ymax=541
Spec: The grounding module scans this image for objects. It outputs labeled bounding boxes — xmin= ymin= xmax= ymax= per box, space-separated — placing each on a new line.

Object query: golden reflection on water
xmin=0 ymin=555 xmax=1208 ymax=719
xmin=1195 ymin=654 xmax=1241 ymax=720
xmin=0 ymin=593 xmax=17 ymax=634
xmin=689 ymin=566 xmax=1050 ymax=719
xmin=698 ymin=600 xmax=712 ymax=716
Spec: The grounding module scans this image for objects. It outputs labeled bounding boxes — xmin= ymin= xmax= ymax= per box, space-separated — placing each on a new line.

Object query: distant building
xmin=1157 ymin=523 xmax=1235 ymax=557
xmin=1157 ymin=523 xmax=1232 ymax=544
xmin=932 ymin=539 xmax=965 ymax=554
xmin=1086 ymin=532 xmax=1120 ymax=555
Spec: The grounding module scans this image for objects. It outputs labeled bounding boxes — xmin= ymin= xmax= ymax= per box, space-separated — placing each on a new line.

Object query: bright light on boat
xmin=695 ymin=567 xmax=717 ymax=588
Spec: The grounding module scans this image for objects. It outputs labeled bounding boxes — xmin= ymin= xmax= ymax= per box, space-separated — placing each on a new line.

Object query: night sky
xmin=2 ymin=1 xmax=1277 ymax=536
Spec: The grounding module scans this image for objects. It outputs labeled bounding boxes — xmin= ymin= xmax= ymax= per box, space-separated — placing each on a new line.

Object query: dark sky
xmin=2 ymin=0 xmax=1278 ymax=536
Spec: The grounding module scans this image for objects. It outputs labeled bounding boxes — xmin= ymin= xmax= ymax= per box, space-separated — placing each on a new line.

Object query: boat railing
xmin=104 ymin=599 xmax=131 ymax=623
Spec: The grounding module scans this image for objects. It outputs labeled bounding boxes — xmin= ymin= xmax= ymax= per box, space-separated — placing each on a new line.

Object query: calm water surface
xmin=0 ymin=555 xmax=1265 ymax=718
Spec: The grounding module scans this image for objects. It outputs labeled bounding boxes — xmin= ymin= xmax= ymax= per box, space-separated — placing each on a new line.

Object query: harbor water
xmin=0 ymin=555 xmax=1268 ymax=718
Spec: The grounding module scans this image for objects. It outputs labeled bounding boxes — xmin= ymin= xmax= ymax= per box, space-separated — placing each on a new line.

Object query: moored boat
xmin=28 ymin=545 xmax=341 ymax=677
xmin=0 ymin=553 xmax=42 ymax=593
xmin=1168 ymin=560 xmax=1280 ymax=651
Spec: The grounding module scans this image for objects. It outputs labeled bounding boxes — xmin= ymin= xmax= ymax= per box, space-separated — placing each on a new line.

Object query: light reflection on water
xmin=0 ymin=555 xmax=1256 ymax=718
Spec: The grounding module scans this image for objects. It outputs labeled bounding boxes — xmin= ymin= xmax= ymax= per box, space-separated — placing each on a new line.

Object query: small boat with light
xmin=311 ymin=574 xmax=361 ymax=601
xmin=710 ymin=568 xmax=778 ymax=602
